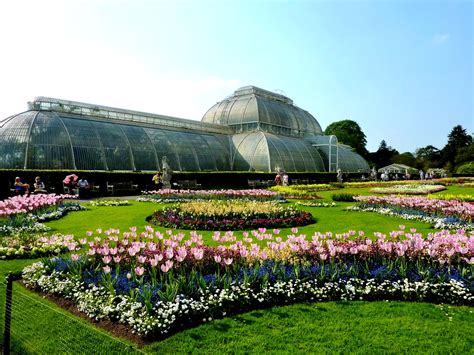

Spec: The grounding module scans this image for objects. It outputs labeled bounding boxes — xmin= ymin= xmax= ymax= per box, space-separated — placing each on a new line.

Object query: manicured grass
xmin=432 ymin=185 xmax=474 ymax=196
xmin=45 ymin=198 xmax=435 ymax=245
xmin=45 ymin=201 xmax=158 ymax=236
xmin=144 ymin=301 xmax=474 ymax=354
xmin=0 ymin=185 xmax=472 ymax=353
xmin=0 ymin=282 xmax=141 ymax=354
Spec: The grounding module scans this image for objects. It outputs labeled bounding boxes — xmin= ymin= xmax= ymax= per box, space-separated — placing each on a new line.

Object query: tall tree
xmin=442 ymin=125 xmax=473 ymax=170
xmin=415 ymin=145 xmax=441 ymax=161
xmin=324 ymin=120 xmax=369 ymax=158
xmin=372 ymin=140 xmax=399 ymax=168
xmin=415 ymin=145 xmax=443 ymax=170
xmin=392 ymin=152 xmax=417 ymax=167
xmin=455 ymin=143 xmax=474 ymax=166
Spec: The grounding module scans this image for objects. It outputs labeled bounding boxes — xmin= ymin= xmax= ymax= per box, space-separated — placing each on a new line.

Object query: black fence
xmin=0 ymin=273 xmax=143 ymax=354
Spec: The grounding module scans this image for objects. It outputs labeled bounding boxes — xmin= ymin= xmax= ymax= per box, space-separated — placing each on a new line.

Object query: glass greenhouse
xmin=0 ymin=86 xmax=369 ymax=173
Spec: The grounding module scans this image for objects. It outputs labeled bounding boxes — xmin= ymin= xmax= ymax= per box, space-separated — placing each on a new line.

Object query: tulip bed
xmin=351 ymin=195 xmax=474 ymax=230
xmin=0 ymin=194 xmax=83 ymax=237
xmin=22 ymin=226 xmax=473 ymax=339
xmin=0 ymin=194 xmax=85 ymax=260
xmin=269 ymin=184 xmax=332 ymax=199
xmin=0 ymin=234 xmax=74 ymax=259
xmin=89 ymin=199 xmax=130 ymax=207
xmin=139 ymin=189 xmax=283 ymax=203
xmin=369 ymin=184 xmax=446 ymax=195
xmin=148 ymin=200 xmax=314 ymax=230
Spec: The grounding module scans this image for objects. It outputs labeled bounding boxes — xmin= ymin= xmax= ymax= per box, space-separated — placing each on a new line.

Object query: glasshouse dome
xmin=0 ymin=87 xmax=369 ymax=173
xmin=202 ymin=86 xmax=323 ymax=137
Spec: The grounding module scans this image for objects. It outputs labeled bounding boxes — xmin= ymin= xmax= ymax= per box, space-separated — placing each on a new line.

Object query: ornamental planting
xmin=23 ymin=226 xmax=473 ymax=338
xmin=148 ymin=200 xmax=314 ymax=230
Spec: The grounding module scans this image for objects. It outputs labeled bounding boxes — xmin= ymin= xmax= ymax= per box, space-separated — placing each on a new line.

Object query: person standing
xmin=77 ymin=177 xmax=90 ymax=198
xmin=274 ymin=173 xmax=282 ymax=186
xmin=152 ymin=171 xmax=163 ymax=189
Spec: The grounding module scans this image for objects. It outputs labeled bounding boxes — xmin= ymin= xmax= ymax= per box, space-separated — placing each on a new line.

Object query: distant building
xmin=0 ymin=86 xmax=369 ymax=173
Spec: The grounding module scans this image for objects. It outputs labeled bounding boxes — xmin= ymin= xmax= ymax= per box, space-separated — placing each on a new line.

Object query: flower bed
xmin=427 ymin=194 xmax=474 ymax=202
xmin=268 ymin=185 xmax=330 ymax=199
xmin=0 ymin=193 xmax=76 ymax=217
xmin=348 ymin=205 xmax=473 ymax=230
xmin=369 ymin=184 xmax=446 ymax=195
xmin=350 ymin=195 xmax=473 ymax=230
xmin=0 ymin=202 xmax=85 ymax=237
xmin=23 ymin=227 xmax=473 ymax=339
xmin=140 ymin=189 xmax=282 ymax=203
xmin=0 ymin=234 xmax=75 ymax=260
xmin=90 ymin=199 xmax=130 ymax=207
xmin=354 ymin=195 xmax=473 ymax=222
xmin=148 ymin=201 xmax=314 ymax=230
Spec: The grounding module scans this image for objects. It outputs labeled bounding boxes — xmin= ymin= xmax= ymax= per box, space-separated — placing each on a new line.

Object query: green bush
xmin=456 ymin=162 xmax=474 ymax=175
xmin=331 ymin=193 xmax=356 ymax=202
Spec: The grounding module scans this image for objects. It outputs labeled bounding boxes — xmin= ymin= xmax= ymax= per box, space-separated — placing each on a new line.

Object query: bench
xmin=247 ymin=179 xmax=275 ymax=188
xmin=106 ymin=181 xmax=139 ymax=196
xmin=63 ymin=183 xmax=79 ymax=196
xmin=175 ymin=179 xmax=202 ymax=189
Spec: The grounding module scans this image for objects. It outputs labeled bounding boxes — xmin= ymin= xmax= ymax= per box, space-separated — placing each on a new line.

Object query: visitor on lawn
xmin=77 ymin=177 xmax=90 ymax=198
xmin=14 ymin=177 xmax=30 ymax=195
xmin=33 ymin=176 xmax=47 ymax=194
xmin=282 ymin=172 xmax=289 ymax=186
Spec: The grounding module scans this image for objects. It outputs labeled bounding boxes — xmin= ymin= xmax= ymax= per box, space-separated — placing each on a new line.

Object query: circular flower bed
xmin=148 ymin=200 xmax=314 ymax=230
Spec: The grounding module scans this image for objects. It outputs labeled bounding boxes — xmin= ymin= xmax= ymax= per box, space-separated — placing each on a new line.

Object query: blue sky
xmin=0 ymin=0 xmax=472 ymax=153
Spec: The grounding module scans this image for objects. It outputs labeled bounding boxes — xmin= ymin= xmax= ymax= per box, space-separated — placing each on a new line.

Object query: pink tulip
xmin=134 ymin=266 xmax=145 ymax=276
xmin=160 ymin=260 xmax=173 ymax=273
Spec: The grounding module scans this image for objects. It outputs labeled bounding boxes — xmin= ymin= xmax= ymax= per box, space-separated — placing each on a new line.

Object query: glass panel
xmin=121 ymin=126 xmax=158 ymax=171
xmin=62 ymin=117 xmax=107 ymax=170
xmin=0 ymin=112 xmax=35 ymax=169
xmin=27 ymin=112 xmax=73 ymax=169
xmin=94 ymin=122 xmax=132 ymax=170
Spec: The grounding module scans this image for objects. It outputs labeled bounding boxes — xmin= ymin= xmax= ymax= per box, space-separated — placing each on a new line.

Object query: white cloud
xmin=432 ymin=33 xmax=450 ymax=45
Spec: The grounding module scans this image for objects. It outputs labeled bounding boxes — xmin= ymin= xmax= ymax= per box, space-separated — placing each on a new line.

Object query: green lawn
xmin=144 ymin=302 xmax=474 ymax=354
xmin=0 ymin=185 xmax=472 ymax=353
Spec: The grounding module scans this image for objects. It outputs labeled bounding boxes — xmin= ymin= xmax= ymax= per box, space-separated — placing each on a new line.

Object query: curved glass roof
xmin=0 ymin=89 xmax=370 ymax=173
xmin=202 ymin=86 xmax=323 ymax=137
xmin=0 ymin=111 xmax=231 ymax=171
xmin=231 ymin=131 xmax=326 ymax=172
xmin=336 ymin=145 xmax=370 ymax=172
xmin=29 ymin=96 xmax=233 ymax=135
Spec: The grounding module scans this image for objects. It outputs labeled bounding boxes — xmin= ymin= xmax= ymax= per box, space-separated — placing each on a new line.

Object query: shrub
xmin=331 ymin=193 xmax=356 ymax=202
xmin=456 ymin=162 xmax=474 ymax=175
